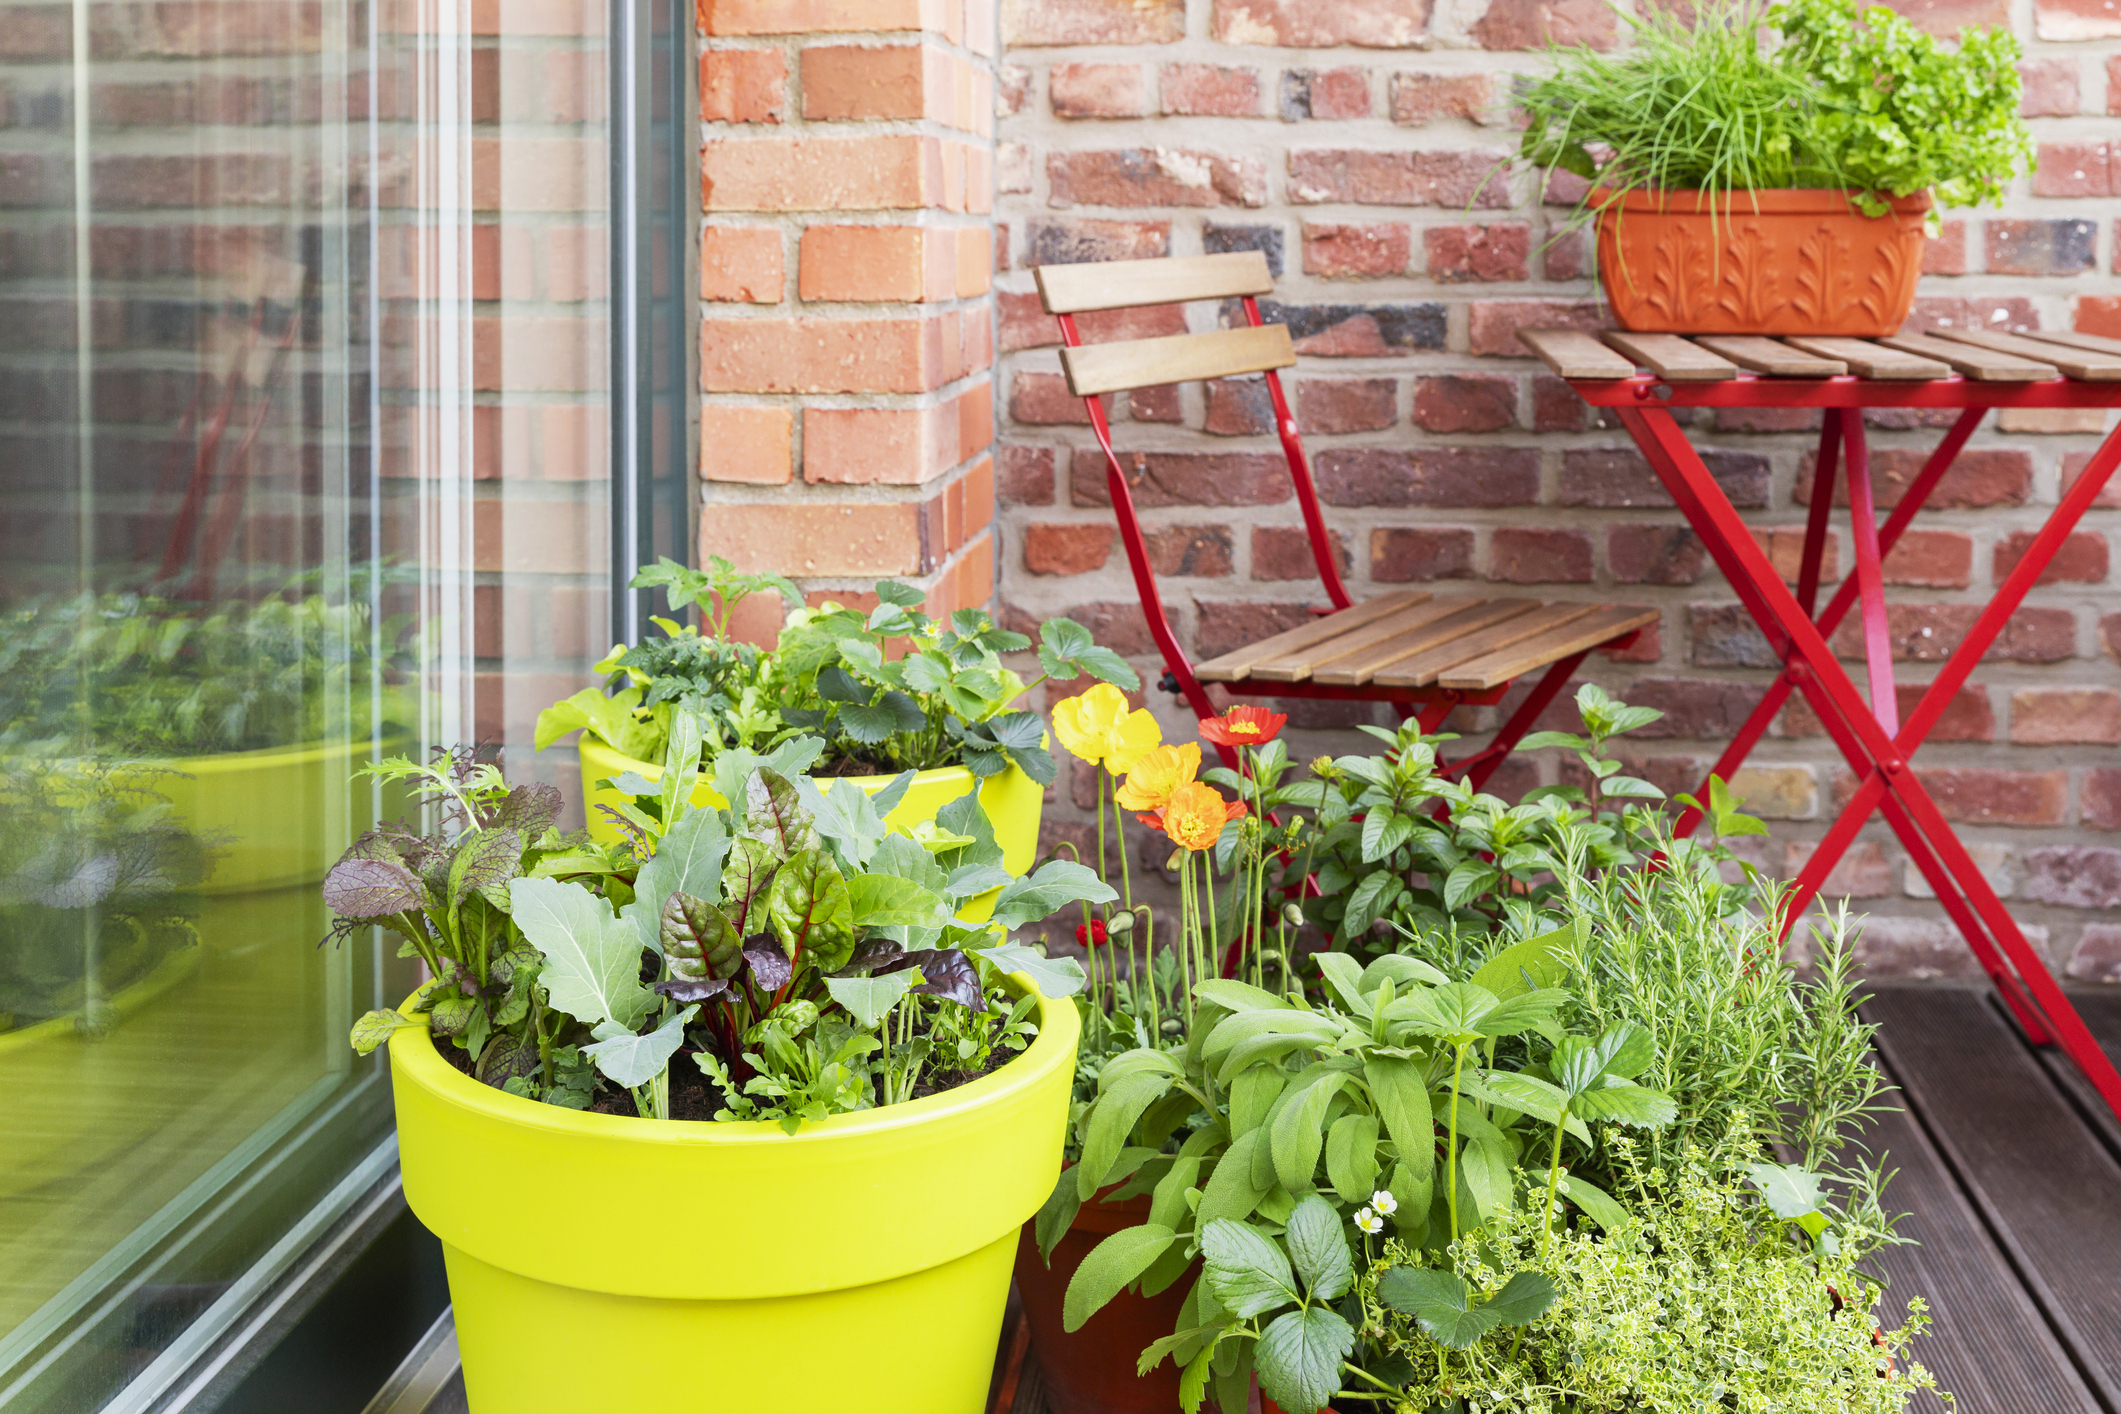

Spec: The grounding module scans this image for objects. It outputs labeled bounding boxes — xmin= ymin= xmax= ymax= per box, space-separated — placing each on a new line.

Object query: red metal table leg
xmin=1617 ymin=404 xmax=2121 ymax=1119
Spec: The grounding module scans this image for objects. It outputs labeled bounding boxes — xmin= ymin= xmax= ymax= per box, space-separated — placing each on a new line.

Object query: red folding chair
xmin=1034 ymin=251 xmax=1657 ymax=776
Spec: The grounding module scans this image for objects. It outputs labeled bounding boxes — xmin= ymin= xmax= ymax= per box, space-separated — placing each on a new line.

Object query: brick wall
xmin=986 ymin=0 xmax=2121 ymax=984
xmin=695 ymin=0 xmax=1001 ymax=626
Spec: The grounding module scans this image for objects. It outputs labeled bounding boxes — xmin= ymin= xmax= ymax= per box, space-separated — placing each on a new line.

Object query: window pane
xmin=0 ymin=2 xmax=612 ymax=1405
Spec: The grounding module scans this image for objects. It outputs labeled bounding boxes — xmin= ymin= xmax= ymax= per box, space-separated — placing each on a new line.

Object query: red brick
xmin=702 ymin=133 xmax=944 ymax=212
xmin=1318 ymin=447 xmax=1538 ymax=507
xmin=1424 ymin=223 xmax=1530 ymax=283
xmin=1253 ymin=526 xmax=1348 ymax=580
xmin=997 ymin=63 xmax=1031 ymax=116
xmin=701 ymin=405 xmax=793 ymax=484
xmin=1371 ymin=526 xmax=1475 ymax=581
xmin=1204 ymin=377 xmax=1273 ymax=436
xmin=1145 ymin=523 xmax=1235 ymax=577
xmin=705 ymin=0 xmax=925 ymax=36
xmin=2085 ymin=770 xmax=2121 ymax=829
xmin=1881 ymin=529 xmax=1972 ymax=587
xmin=2032 ymin=141 xmax=2115 ymax=197
xmin=1912 ymin=768 xmax=2069 ymax=827
xmin=2023 ymin=847 xmax=2121 ymax=908
xmin=1532 ymin=375 xmax=1587 ymax=432
xmin=998 ymin=444 xmax=1055 ymax=505
xmin=701 ymin=501 xmax=926 ymax=576
xmin=701 ymin=226 xmax=783 ymax=302
xmin=702 ymin=314 xmax=957 ymax=393
xmin=1471 ymin=0 xmax=1617 ymax=47
xmin=2112 ymin=55 xmax=2121 ymax=110
xmin=1796 ymin=447 xmax=2031 ymax=509
xmin=1192 ymin=600 xmax=1316 ymax=660
xmin=700 ymin=48 xmax=788 ymax=123
xmin=2063 ymin=451 xmax=2121 ymax=509
xmin=1560 ymin=448 xmax=1770 ymax=509
xmin=1468 ymin=300 xmax=1603 ymax=356
xmin=2018 ymin=58 xmax=2081 ymax=115
xmin=1388 ymin=71 xmax=1496 ymax=125
xmin=1622 ymin=678 xmax=1767 ymax=739
xmin=1413 ymin=374 xmax=1515 ymax=433
xmin=1011 ymin=370 xmax=1097 ymax=425
xmin=2010 ymin=687 xmax=2121 ymax=744
xmin=1995 ymin=529 xmax=2108 ymax=584
xmin=1921 ymin=220 xmax=1967 ymax=276
xmin=2081 ymin=297 xmax=2121 ymax=338
xmin=1608 ymin=524 xmax=1706 ymax=585
xmin=1827 ymin=603 xmax=2076 ymax=663
xmin=1297 ymin=378 xmax=1397 ymax=433
xmin=1986 ymin=218 xmax=2098 ymax=276
xmin=2035 ymin=0 xmax=2121 ymax=40
xmin=1288 ymin=149 xmax=1509 ymax=207
xmin=805 ymin=387 xmax=988 ymax=486
xmin=1210 ymin=0 xmax=1428 ymax=46
xmin=1303 ymin=222 xmax=1412 ymax=278
xmin=1783 ymin=840 xmax=1893 ymax=898
xmin=1599 ymin=614 xmax=1663 ymax=663
xmin=1023 ymin=522 xmax=1115 ymax=575
xmin=999 ymin=288 xmax=1190 ymax=352
xmin=1162 ymin=63 xmax=1262 ymax=116
xmin=1781 ymin=683 xmax=1995 ymax=741
xmin=1280 ymin=68 xmax=1371 ymax=120
xmin=1070 ymin=450 xmax=1292 ymax=508
xmin=1048 ymin=149 xmax=1268 ymax=208
xmin=1266 ymin=301 xmax=1446 ymax=355
xmin=1025 ymin=217 xmax=1170 ymax=267
xmin=1004 ymin=0 xmax=1185 ymax=44
xmin=798 ymin=224 xmax=926 ymax=301
xmin=1131 ymin=385 xmax=1183 ymax=423
xmin=1489 ymin=527 xmax=1593 ymax=583
xmin=1050 ymin=62 xmax=1149 ymax=118
xmin=1751 ymin=526 xmax=1840 ymax=584
xmin=2067 ymin=925 xmax=2121 ymax=983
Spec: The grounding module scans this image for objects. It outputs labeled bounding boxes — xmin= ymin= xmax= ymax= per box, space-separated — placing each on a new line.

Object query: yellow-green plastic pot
xmin=140 ymin=737 xmax=394 ymax=894
xmin=389 ymin=977 xmax=1079 ymax=1413
xmin=575 ymin=737 xmax=1045 ymax=919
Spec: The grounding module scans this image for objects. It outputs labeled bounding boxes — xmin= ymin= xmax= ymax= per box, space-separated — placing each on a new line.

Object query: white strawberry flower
xmin=1354 ymin=1207 xmax=1384 ymax=1234
xmin=1370 ymin=1188 xmax=1398 ymax=1216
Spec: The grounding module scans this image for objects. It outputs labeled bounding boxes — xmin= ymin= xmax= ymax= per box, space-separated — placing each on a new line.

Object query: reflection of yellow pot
xmin=0 ymin=945 xmax=199 ymax=1199
xmin=576 ymin=738 xmax=1045 ymax=920
xmin=390 ymin=976 xmax=1077 ymax=1413
xmin=147 ymin=738 xmax=390 ymax=893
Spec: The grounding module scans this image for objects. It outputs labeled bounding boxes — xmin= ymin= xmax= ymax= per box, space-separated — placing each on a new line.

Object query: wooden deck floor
xmin=992 ymin=985 xmax=2121 ymax=1414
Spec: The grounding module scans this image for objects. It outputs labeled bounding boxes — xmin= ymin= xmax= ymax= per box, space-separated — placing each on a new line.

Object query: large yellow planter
xmin=389 ymin=978 xmax=1079 ymax=1413
xmin=576 ymin=735 xmax=1046 ymax=878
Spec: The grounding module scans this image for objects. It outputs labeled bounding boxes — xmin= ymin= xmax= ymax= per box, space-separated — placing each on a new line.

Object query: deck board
xmin=1868 ymin=987 xmax=2121 ymax=1411
xmin=2035 ymin=991 xmax=2121 ymax=1158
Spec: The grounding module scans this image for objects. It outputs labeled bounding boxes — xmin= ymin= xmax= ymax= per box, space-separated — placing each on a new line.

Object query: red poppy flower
xmin=1134 ymin=810 xmax=1165 ymax=831
xmin=1075 ymin=918 xmax=1110 ymax=948
xmin=1197 ymin=705 xmax=1288 ymax=747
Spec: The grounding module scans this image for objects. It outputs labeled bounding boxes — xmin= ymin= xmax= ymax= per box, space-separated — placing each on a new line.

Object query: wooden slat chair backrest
xmin=1033 ymin=253 xmax=1354 ymax=731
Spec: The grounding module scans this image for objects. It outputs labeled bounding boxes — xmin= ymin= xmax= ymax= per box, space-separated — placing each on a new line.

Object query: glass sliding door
xmin=0 ymin=1 xmax=622 ymax=1406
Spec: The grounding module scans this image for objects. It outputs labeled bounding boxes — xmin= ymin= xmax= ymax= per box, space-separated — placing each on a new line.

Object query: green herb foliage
xmin=1517 ymin=0 xmax=2030 ymax=221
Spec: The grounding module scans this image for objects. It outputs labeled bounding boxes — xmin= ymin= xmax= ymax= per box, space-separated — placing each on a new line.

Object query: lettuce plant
xmin=332 ymin=714 xmax=1115 ymax=1128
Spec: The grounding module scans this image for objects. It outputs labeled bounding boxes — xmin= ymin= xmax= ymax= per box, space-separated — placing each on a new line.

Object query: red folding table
xmin=1531 ymin=325 xmax=2121 ymax=1122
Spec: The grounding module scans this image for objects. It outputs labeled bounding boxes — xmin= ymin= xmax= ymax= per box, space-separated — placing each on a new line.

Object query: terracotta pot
xmin=1260 ymin=1396 xmax=1340 ymax=1414
xmin=1593 ymin=187 xmax=1930 ymax=337
xmin=1014 ymin=1191 xmax=1195 ymax=1414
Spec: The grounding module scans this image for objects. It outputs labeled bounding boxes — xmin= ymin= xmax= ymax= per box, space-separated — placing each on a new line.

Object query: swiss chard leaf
xmin=766 ymin=848 xmax=856 ymax=972
xmin=661 ymin=890 xmax=744 ymax=981
xmin=745 ymin=767 xmax=817 ymax=860
xmin=890 ymin=948 xmax=985 ymax=1010
xmin=742 ymin=931 xmax=794 ymax=990
xmin=626 ymin=804 xmax=730 ymax=956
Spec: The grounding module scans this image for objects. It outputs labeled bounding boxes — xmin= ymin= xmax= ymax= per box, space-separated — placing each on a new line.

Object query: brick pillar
xmin=697 ymin=0 xmax=999 ymax=625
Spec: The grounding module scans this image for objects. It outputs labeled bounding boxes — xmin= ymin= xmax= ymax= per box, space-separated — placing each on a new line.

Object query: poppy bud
xmin=1259 ymin=949 xmax=1283 ymax=967
xmin=1166 ymin=850 xmax=1184 ymax=872
xmin=1281 ymin=902 xmax=1306 ymax=929
xmin=1159 ymin=1018 xmax=1184 ymax=1037
xmin=1106 ymin=910 xmax=1135 ymax=936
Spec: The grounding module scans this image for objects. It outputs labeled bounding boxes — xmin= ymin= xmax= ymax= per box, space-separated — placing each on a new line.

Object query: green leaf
xmin=745 ymin=767 xmax=817 ymax=860
xmin=1078 ymin=1071 xmax=1175 ymax=1198
xmin=1747 ymin=1162 xmax=1829 ymax=1221
xmin=1312 ymin=950 xmax=1372 ymax=1017
xmin=1196 ymin=1130 xmax=1272 ymax=1225
xmin=709 ymin=736 xmax=826 ymax=813
xmin=767 ymin=848 xmax=857 ymax=972
xmin=1034 ymin=1170 xmax=1085 ymax=1263
xmin=1324 ymin=1113 xmax=1380 ymax=1204
xmin=1358 ymin=954 xmax=1448 ymax=993
xmin=1460 ymin=1133 xmax=1515 ymax=1221
xmin=659 ymin=709 xmax=707 ymax=822
xmin=1362 ymin=1056 xmax=1434 ymax=1194
xmin=1442 ymin=859 xmax=1500 ymax=912
xmin=988 ymin=859 xmax=1118 ymax=931
xmin=825 ymin=971 xmax=920 ymax=1029
xmin=846 ymin=873 xmax=945 ymax=929
xmin=1598 ymin=774 xmax=1665 ymax=800
xmin=972 ymin=942 xmax=1087 ymax=1000
xmin=721 ymin=835 xmax=779 ymax=934
xmin=1038 ymin=616 xmax=1141 ymax=689
xmin=350 ymin=1008 xmax=421 ymax=1055
xmin=1229 ymin=1066 xmax=1287 ymax=1139
xmin=625 ymin=805 xmax=729 ymax=955
xmin=1388 ymin=980 xmax=1501 ymax=1045
xmin=839 ymin=690 xmax=925 ymax=744
xmin=660 ymin=890 xmax=744 ymax=981
xmin=1194 ymin=978 xmax=1291 ymax=1015
xmin=868 ymin=832 xmax=950 ymax=896
xmin=809 ymin=777 xmax=891 ymax=868
xmin=509 ymin=876 xmax=654 ymax=1030
xmin=874 ymin=579 xmax=926 ymax=608
xmin=1282 ymin=1193 xmax=1353 ymax=1301
xmin=582 ymin=1004 xmax=696 ymax=1088
xmin=1269 ymin=1072 xmax=1348 ymax=1192
xmin=1466 ymin=1069 xmax=1569 ymax=1127
xmin=1484 ymin=1270 xmax=1558 ymax=1327
xmin=1199 ymin=1218 xmax=1297 ymax=1319
xmin=1572 ymin=1081 xmax=1678 ymax=1128
xmin=1557 ymin=1173 xmax=1630 ymax=1232
xmin=1139 ymin=1324 xmax=1225 ymax=1379
xmin=1255 ymin=1306 xmax=1354 ymax=1414
xmin=1469 ymin=918 xmax=1578 ymax=1000
xmin=1062 ymin=1224 xmax=1176 ymax=1332
xmin=1376 ymin=1267 xmax=1498 ymax=1349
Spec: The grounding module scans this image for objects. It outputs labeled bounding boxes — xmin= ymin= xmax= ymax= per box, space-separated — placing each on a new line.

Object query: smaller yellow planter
xmin=141 ymin=737 xmax=394 ymax=894
xmin=575 ymin=737 xmax=1045 ymax=910
xmin=390 ymin=977 xmax=1079 ymax=1414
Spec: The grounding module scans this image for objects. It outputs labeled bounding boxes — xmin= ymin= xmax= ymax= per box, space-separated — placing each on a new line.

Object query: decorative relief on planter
xmin=1594 ymin=188 xmax=1929 ymax=337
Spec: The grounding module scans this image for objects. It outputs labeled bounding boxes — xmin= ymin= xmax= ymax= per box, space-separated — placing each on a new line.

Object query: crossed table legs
xmin=1607 ymin=399 xmax=2121 ymax=1121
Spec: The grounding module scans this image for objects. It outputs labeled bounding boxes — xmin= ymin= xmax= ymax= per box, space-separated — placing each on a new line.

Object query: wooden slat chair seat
xmin=1035 ymin=253 xmax=1657 ymax=778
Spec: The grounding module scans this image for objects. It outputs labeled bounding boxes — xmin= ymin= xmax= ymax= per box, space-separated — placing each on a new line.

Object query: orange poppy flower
xmin=1161 ymin=781 xmax=1247 ymax=852
xmin=1114 ymin=742 xmax=1201 ymax=812
xmin=1197 ymin=704 xmax=1288 ymax=747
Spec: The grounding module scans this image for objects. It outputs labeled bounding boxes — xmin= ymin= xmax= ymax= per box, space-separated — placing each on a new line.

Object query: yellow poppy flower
xmin=1162 ymin=781 xmax=1246 ymax=852
xmin=1051 ymin=682 xmax=1163 ymax=775
xmin=1114 ymin=742 xmax=1201 ymax=812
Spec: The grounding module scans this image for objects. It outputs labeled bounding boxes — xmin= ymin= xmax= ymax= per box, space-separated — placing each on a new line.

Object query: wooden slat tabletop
xmin=1601 ymin=330 xmax=1739 ymax=381
xmin=1879 ymin=330 xmax=2059 ymax=381
xmin=1932 ymin=327 xmax=2121 ymax=382
xmin=1693 ymin=334 xmax=1846 ymax=377
xmin=1193 ymin=591 xmax=1424 ymax=681
xmin=1308 ymin=598 xmax=1534 ymax=686
xmin=1518 ymin=323 xmax=2114 ymax=385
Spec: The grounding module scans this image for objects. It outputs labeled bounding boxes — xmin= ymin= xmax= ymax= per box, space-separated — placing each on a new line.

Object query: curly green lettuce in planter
xmin=1516 ymin=0 xmax=2031 ymax=227
xmin=330 ymin=712 xmax=1115 ymax=1128
xmin=537 ymin=556 xmax=1138 ymax=785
